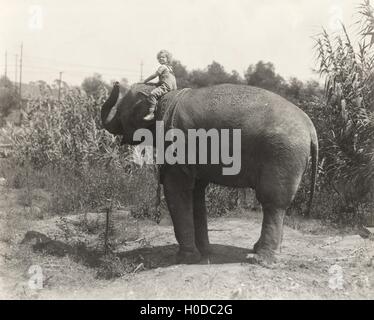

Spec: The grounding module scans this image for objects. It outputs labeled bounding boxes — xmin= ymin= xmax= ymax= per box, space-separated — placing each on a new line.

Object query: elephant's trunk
xmin=101 ymin=82 xmax=123 ymax=135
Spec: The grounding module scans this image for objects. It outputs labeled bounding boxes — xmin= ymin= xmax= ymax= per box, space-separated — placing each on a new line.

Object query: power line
xmin=17 ymin=62 xmax=141 ymax=75
xmin=2 ymin=51 xmax=153 ymax=82
xmin=0 ymin=50 xmax=148 ymax=86
xmin=13 ymin=53 xmax=142 ymax=73
xmin=1 ymin=63 xmax=140 ymax=78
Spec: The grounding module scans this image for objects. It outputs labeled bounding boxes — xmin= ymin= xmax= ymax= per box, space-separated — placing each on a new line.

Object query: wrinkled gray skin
xmin=101 ymin=83 xmax=318 ymax=264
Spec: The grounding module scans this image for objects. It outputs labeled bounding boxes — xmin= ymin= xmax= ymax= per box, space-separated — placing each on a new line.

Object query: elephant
xmin=101 ymin=82 xmax=318 ymax=264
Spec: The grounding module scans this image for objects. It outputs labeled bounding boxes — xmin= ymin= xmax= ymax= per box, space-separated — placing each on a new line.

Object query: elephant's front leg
xmin=163 ymin=166 xmax=201 ymax=264
xmin=193 ymin=180 xmax=210 ymax=257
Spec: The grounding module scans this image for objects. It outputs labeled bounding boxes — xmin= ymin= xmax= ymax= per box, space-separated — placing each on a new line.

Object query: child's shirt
xmin=157 ymin=65 xmax=177 ymax=90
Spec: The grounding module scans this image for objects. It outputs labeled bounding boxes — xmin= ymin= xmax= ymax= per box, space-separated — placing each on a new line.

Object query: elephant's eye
xmin=133 ymin=99 xmax=144 ymax=108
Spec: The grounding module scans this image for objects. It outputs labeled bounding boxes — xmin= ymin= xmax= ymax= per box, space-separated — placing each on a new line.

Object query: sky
xmin=0 ymin=0 xmax=360 ymax=87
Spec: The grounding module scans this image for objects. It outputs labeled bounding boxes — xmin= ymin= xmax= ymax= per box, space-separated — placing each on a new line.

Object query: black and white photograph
xmin=0 ymin=0 xmax=373 ymax=302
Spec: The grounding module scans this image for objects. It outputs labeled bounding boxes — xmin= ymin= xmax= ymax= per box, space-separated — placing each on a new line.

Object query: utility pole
xmin=19 ymin=42 xmax=23 ymax=99
xmin=4 ymin=51 xmax=7 ymax=79
xmin=58 ymin=71 xmax=63 ymax=101
xmin=140 ymin=60 xmax=144 ymax=82
xmin=14 ymin=54 xmax=18 ymax=94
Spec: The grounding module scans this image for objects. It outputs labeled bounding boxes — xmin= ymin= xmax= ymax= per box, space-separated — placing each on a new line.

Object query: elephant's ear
xmin=130 ymin=91 xmax=151 ymax=123
xmin=132 ymin=91 xmax=148 ymax=108
xmin=136 ymin=91 xmax=149 ymax=99
xmin=131 ymin=91 xmax=148 ymax=107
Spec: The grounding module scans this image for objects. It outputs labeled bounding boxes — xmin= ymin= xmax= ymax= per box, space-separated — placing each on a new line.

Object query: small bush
xmin=0 ymin=88 xmax=160 ymax=217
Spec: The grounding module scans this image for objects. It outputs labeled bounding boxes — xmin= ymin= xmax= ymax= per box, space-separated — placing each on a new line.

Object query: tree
xmin=189 ymin=69 xmax=210 ymax=88
xmin=36 ymin=80 xmax=52 ymax=96
xmin=284 ymin=77 xmax=304 ymax=100
xmin=189 ymin=61 xmax=236 ymax=87
xmin=171 ymin=60 xmax=243 ymax=89
xmin=0 ymin=75 xmax=13 ymax=88
xmin=171 ymin=60 xmax=191 ymax=88
xmin=228 ymin=70 xmax=244 ymax=84
xmin=206 ymin=61 xmax=231 ymax=84
xmin=0 ymin=76 xmax=20 ymax=125
xmin=52 ymin=79 xmax=69 ymax=90
xmin=245 ymin=61 xmax=285 ymax=93
xmin=81 ymin=73 xmax=110 ymax=98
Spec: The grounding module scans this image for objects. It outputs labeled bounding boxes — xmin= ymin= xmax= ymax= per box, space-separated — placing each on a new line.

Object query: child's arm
xmin=143 ymin=72 xmax=158 ymax=84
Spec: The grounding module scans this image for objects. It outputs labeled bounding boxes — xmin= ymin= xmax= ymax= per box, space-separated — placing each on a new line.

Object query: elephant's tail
xmin=307 ymin=128 xmax=318 ymax=217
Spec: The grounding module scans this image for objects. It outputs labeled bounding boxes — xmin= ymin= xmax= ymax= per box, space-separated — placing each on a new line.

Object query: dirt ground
xmin=0 ymin=184 xmax=373 ymax=300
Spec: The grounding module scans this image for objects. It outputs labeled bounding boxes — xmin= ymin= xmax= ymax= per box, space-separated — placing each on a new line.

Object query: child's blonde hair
xmin=157 ymin=50 xmax=173 ymax=64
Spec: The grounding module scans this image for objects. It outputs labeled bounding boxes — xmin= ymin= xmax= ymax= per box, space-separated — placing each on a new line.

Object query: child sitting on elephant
xmin=143 ymin=50 xmax=177 ymax=121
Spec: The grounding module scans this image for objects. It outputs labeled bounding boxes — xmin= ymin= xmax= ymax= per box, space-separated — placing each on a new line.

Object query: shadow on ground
xmin=117 ymin=244 xmax=251 ymax=269
xmin=22 ymin=230 xmax=252 ymax=276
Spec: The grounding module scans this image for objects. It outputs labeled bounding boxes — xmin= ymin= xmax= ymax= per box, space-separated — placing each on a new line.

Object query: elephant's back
xmin=179 ymin=84 xmax=314 ymax=136
xmin=182 ymin=84 xmax=314 ymax=162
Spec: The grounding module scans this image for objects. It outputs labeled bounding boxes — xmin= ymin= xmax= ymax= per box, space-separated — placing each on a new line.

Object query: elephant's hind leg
xmin=193 ymin=180 xmax=211 ymax=257
xmin=252 ymin=204 xmax=285 ymax=264
xmin=163 ymin=166 xmax=201 ymax=264
xmin=253 ymin=164 xmax=303 ymax=263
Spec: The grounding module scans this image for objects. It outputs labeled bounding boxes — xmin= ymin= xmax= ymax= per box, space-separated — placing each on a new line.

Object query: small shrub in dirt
xmin=96 ymin=253 xmax=134 ymax=279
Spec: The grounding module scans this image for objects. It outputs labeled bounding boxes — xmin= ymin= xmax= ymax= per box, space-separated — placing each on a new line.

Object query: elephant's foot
xmin=196 ymin=243 xmax=212 ymax=258
xmin=249 ymin=250 xmax=277 ymax=265
xmin=248 ymin=242 xmax=277 ymax=266
xmin=252 ymin=238 xmax=263 ymax=253
xmin=176 ymin=249 xmax=202 ymax=264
